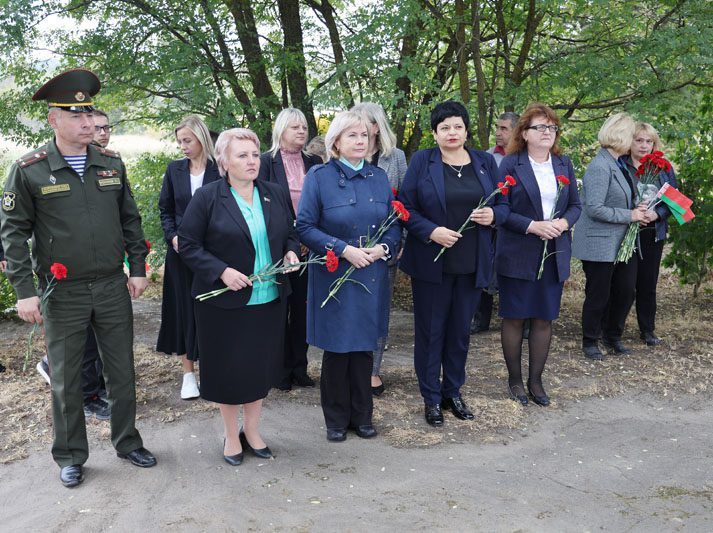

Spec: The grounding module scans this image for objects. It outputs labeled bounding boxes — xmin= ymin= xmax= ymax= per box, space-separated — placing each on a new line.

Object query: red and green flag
xmin=657 ymin=183 xmax=695 ymax=224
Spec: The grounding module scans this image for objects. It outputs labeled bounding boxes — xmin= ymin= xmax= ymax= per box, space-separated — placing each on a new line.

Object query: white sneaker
xmin=181 ymin=372 xmax=200 ymax=400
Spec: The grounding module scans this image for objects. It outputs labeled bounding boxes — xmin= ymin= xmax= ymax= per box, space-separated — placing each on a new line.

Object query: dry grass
xmin=1 ymin=269 xmax=712 ymax=461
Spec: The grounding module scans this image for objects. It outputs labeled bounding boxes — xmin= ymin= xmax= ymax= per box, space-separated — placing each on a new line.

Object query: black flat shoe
xmin=602 ymin=339 xmax=632 ymax=355
xmin=292 ymin=373 xmax=315 ymax=387
xmin=117 ymin=447 xmax=157 ymax=468
xmin=352 ymin=425 xmax=377 ymax=439
xmin=223 ymin=438 xmax=244 ymax=465
xmin=372 ymin=377 xmax=385 ymax=397
xmin=424 ymin=403 xmax=444 ymax=427
xmin=441 ymin=396 xmax=475 ymax=420
xmin=327 ymin=428 xmax=347 ymax=442
xmin=239 ymin=431 xmax=274 ymax=459
xmin=508 ymin=385 xmax=528 ymax=406
xmin=527 ymin=380 xmax=550 ymax=407
xmin=60 ymin=464 xmax=84 ymax=488
xmin=275 ymin=376 xmax=292 ymax=391
xmin=583 ymin=344 xmax=604 ymax=361
xmin=641 ymin=332 xmax=662 ymax=346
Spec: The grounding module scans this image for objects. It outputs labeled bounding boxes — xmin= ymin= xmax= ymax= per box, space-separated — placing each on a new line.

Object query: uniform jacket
xmin=572 ymin=148 xmax=635 ymax=262
xmin=495 ymin=151 xmax=582 ymax=282
xmin=296 ymin=159 xmax=401 ymax=353
xmin=178 ymin=178 xmax=299 ymax=309
xmin=257 ymin=150 xmax=323 ymax=218
xmin=398 ymin=147 xmax=507 ymax=288
xmin=621 ymin=154 xmax=678 ymax=243
xmin=158 ymin=158 xmax=221 ymax=245
xmin=1 ymin=140 xmax=147 ymax=299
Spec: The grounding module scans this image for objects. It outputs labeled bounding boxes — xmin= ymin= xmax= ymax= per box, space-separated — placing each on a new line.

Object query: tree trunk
xmin=470 ymin=0 xmax=488 ymax=149
xmin=277 ymin=0 xmax=318 ymax=138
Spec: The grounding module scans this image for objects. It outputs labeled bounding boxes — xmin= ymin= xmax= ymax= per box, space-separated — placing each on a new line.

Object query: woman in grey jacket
xmin=351 ymin=102 xmax=408 ymax=396
xmin=572 ymin=113 xmax=651 ymax=361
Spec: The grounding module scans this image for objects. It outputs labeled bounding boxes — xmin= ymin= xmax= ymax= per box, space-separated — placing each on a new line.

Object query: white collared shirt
xmin=190 ymin=171 xmax=205 ymax=196
xmin=529 ymin=153 xmax=557 ymax=219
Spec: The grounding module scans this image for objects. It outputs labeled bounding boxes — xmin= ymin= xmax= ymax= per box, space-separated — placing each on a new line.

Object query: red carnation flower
xmin=639 ymin=154 xmax=652 ymax=164
xmin=505 ymin=175 xmax=516 ymax=186
xmin=635 ymin=167 xmax=644 ymax=177
xmin=556 ymin=175 xmax=570 ymax=185
xmin=145 ymin=239 xmax=151 ymax=253
xmin=497 ymin=182 xmax=510 ymax=195
xmin=145 ymin=263 xmax=150 ymax=273
xmin=326 ymin=250 xmax=339 ymax=273
xmin=50 ymin=262 xmax=68 ymax=280
xmin=391 ymin=187 xmax=398 ymax=197
xmin=652 ymin=150 xmax=664 ymax=158
xmin=391 ymin=200 xmax=410 ymax=221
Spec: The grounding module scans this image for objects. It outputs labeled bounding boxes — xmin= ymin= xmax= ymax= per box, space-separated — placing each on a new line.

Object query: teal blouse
xmin=230 ymin=186 xmax=279 ymax=305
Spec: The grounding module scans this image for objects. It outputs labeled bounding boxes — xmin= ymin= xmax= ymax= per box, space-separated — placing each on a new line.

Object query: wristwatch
xmin=379 ymin=243 xmax=391 ymax=261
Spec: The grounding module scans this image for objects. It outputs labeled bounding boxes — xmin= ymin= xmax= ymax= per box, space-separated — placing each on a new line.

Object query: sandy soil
xmin=1 ymin=273 xmax=712 ymax=530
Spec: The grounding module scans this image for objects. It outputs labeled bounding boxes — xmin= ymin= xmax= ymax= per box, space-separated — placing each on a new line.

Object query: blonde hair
xmin=351 ymin=102 xmax=397 ymax=157
xmin=269 ymin=108 xmax=308 ymax=157
xmin=175 ymin=114 xmax=215 ymax=163
xmin=214 ymin=128 xmax=260 ymax=178
xmin=305 ymin=135 xmax=327 ymax=162
xmin=597 ymin=112 xmax=636 ymax=153
xmin=633 ymin=122 xmax=664 ymax=152
xmin=324 ymin=111 xmax=369 ymax=160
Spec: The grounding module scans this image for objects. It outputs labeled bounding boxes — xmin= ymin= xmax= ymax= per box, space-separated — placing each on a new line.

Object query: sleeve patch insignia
xmin=2 ymin=191 xmax=16 ymax=211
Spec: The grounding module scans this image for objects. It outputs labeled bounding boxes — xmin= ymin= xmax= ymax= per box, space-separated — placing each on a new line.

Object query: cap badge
xmin=75 ymin=91 xmax=86 ymax=102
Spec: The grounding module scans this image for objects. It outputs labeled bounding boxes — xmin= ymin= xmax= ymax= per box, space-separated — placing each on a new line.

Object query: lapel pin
xmin=49 ymin=175 xmax=56 ymax=184
xmin=263 ymin=196 xmax=271 ymax=202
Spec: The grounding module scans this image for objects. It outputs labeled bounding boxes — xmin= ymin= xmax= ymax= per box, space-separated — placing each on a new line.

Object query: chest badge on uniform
xmin=97 ymin=169 xmax=118 ymax=177
xmin=2 ymin=191 xmax=16 ymax=211
xmin=49 ymin=175 xmax=56 ymax=184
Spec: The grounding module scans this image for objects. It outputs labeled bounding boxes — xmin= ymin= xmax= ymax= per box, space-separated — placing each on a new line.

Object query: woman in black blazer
xmin=496 ymin=103 xmax=581 ymax=407
xmin=258 ymin=108 xmax=323 ymax=390
xmin=157 ymin=115 xmax=220 ymax=400
xmin=399 ymin=101 xmax=507 ymax=427
xmin=179 ymin=128 xmax=300 ymax=465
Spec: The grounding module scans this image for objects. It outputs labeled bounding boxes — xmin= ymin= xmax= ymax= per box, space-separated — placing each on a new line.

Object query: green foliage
xmin=662 ymin=98 xmax=713 ymax=297
xmin=0 ymin=271 xmax=17 ymax=313
xmin=126 ymin=151 xmax=176 ymax=272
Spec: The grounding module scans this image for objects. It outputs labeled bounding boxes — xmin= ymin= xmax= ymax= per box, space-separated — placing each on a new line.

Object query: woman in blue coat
xmin=622 ymin=122 xmax=677 ymax=346
xmin=297 ymin=111 xmax=401 ymax=443
xmin=496 ymin=103 xmax=581 ymax=407
xmin=399 ymin=101 xmax=507 ymax=427
xmin=157 ymin=115 xmax=220 ymax=399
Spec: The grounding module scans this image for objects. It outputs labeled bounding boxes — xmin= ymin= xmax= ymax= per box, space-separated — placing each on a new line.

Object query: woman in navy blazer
xmin=622 ymin=122 xmax=677 ymax=346
xmin=399 ymin=101 xmax=507 ymax=427
xmin=258 ymin=108 xmax=323 ymax=391
xmin=179 ymin=128 xmax=300 ymax=464
xmin=156 ymin=115 xmax=220 ymax=400
xmin=496 ymin=103 xmax=581 ymax=407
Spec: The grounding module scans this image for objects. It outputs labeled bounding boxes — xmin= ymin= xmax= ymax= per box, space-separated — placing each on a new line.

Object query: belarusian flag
xmin=657 ymin=183 xmax=695 ymax=224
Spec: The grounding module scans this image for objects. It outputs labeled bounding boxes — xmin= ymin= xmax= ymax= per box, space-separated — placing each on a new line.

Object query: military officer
xmin=0 ymin=69 xmax=156 ymax=488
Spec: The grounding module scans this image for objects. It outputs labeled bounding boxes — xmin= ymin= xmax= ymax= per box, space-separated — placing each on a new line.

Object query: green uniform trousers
xmin=44 ymin=272 xmax=143 ymax=467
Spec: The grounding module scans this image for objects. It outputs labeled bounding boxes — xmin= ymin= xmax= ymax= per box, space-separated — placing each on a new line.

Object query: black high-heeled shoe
xmin=239 ymin=430 xmax=274 ymax=459
xmin=223 ymin=438 xmax=243 ymax=466
xmin=508 ymin=384 xmax=528 ymax=406
xmin=527 ymin=380 xmax=550 ymax=407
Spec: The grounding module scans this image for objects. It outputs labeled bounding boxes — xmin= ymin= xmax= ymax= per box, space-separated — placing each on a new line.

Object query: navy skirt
xmin=498 ymin=247 xmax=564 ymax=321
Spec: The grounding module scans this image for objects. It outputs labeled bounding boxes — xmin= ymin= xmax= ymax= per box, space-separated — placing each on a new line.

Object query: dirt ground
xmin=1 ymin=270 xmax=712 ymax=531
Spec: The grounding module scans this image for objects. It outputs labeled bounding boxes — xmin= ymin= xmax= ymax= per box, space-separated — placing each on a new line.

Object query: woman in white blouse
xmin=495 ymin=103 xmax=581 ymax=407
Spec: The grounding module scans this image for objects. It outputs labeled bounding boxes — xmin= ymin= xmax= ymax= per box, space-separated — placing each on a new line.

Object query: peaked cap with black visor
xmin=32 ymin=68 xmax=101 ymax=113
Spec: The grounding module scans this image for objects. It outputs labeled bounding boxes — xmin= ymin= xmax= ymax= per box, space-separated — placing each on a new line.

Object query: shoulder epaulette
xmin=96 ymin=146 xmax=121 ymax=159
xmin=16 ymin=149 xmax=49 ymax=168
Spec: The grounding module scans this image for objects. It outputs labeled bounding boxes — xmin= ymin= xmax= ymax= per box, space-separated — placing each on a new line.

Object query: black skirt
xmin=196 ymin=297 xmax=286 ymax=404
xmin=156 ymin=247 xmax=199 ymax=360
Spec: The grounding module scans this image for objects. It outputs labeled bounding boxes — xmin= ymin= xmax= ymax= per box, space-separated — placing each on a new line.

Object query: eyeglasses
xmin=95 ymin=125 xmax=113 ymax=133
xmin=527 ymin=124 xmax=559 ymax=133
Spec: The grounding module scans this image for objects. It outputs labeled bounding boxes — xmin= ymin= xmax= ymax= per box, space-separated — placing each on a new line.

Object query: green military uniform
xmin=0 ymin=71 xmax=148 ymax=469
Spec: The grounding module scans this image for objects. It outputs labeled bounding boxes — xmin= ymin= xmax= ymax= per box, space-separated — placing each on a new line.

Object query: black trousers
xmin=635 ymin=228 xmax=664 ymax=335
xmin=282 ymin=268 xmax=309 ymax=379
xmin=320 ymin=351 xmax=373 ymax=429
xmin=581 ymin=259 xmax=637 ymax=345
xmin=82 ymin=326 xmax=105 ymax=401
xmin=475 ymin=291 xmax=494 ymax=329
